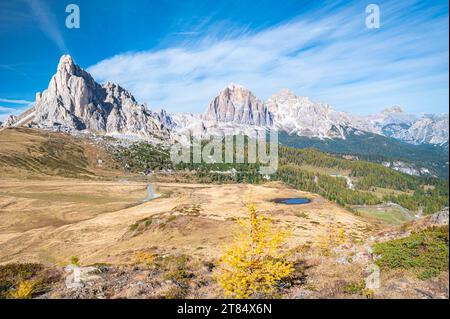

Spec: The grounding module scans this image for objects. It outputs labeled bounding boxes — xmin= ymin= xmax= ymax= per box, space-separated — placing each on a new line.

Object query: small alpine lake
xmin=273 ymin=198 xmax=311 ymax=205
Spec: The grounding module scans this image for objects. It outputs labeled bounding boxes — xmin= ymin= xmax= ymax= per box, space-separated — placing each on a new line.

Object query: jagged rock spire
xmin=32 ymin=55 xmax=170 ymax=138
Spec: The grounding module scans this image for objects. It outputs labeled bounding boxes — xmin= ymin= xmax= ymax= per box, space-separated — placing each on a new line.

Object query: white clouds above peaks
xmin=87 ymin=1 xmax=449 ymax=115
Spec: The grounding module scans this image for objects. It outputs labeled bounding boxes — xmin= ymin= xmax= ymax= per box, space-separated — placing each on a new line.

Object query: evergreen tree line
xmin=108 ymin=138 xmax=449 ymax=215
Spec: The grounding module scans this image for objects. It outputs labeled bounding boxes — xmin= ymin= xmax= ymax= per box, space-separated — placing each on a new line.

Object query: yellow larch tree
xmin=216 ymin=203 xmax=294 ymax=298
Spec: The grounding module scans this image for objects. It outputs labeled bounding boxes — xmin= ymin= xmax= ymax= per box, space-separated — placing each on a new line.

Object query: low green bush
xmin=373 ymin=226 xmax=449 ymax=279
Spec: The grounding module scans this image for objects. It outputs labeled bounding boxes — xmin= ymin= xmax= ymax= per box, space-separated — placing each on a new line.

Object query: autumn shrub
xmin=0 ymin=263 xmax=47 ymax=299
xmin=70 ymin=256 xmax=80 ymax=266
xmin=134 ymin=251 xmax=155 ymax=266
xmin=9 ymin=279 xmax=38 ymax=299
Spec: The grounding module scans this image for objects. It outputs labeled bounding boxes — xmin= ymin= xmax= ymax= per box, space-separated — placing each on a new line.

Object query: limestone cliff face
xmin=176 ymin=84 xmax=449 ymax=145
xmin=266 ymin=89 xmax=352 ymax=138
xmin=34 ymin=55 xmax=105 ymax=130
xmin=32 ymin=55 xmax=170 ymax=139
xmin=203 ymin=83 xmax=273 ymax=126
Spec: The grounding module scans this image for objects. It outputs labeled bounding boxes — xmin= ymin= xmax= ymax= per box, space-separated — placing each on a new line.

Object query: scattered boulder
xmin=429 ymin=208 xmax=449 ymax=225
xmin=2 ymin=115 xmax=18 ymax=127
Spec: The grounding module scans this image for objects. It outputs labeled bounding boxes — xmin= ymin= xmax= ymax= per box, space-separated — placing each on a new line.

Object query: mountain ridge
xmin=3 ymin=55 xmax=172 ymax=141
xmin=2 ymin=55 xmax=448 ymax=149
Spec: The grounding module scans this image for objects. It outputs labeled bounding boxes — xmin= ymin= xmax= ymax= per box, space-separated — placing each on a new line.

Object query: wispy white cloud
xmin=0 ymin=97 xmax=34 ymax=121
xmin=88 ymin=0 xmax=449 ymax=115
xmin=25 ymin=0 xmax=67 ymax=53
xmin=0 ymin=105 xmax=28 ymax=122
xmin=0 ymin=106 xmax=18 ymax=112
xmin=0 ymin=98 xmax=34 ymax=104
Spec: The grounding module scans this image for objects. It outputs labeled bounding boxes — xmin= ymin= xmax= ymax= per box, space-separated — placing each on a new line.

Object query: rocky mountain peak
xmin=381 ymin=106 xmax=404 ymax=114
xmin=266 ymin=90 xmax=350 ymax=138
xmin=271 ymin=88 xmax=297 ymax=99
xmin=53 ymin=55 xmax=96 ymax=88
xmin=220 ymin=83 xmax=256 ymax=102
xmin=368 ymin=105 xmax=415 ymax=129
xmin=267 ymin=89 xmax=316 ymax=111
xmin=25 ymin=55 xmax=170 ymax=139
xmin=225 ymin=82 xmax=248 ymax=91
xmin=203 ymin=83 xmax=272 ymax=126
xmin=57 ymin=54 xmax=75 ymax=71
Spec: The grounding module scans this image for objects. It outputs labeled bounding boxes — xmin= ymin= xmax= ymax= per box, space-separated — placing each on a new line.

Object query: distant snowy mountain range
xmin=2 ymin=55 xmax=448 ymax=149
xmin=170 ymin=82 xmax=448 ymax=148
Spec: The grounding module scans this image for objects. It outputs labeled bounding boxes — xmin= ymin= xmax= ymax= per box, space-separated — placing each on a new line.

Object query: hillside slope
xmin=0 ymin=128 xmax=120 ymax=179
xmin=278 ymin=130 xmax=449 ymax=179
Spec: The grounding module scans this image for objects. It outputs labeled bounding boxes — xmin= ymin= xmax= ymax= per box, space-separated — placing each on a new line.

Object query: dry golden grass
xmin=0 ymin=127 xmax=122 ymax=179
xmin=0 ymin=179 xmax=149 ymax=233
xmin=0 ymin=128 xmax=447 ymax=299
xmin=0 ymin=180 xmax=372 ymax=267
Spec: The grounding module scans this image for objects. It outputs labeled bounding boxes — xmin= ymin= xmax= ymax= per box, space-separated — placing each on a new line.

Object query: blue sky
xmin=0 ymin=0 xmax=448 ymax=119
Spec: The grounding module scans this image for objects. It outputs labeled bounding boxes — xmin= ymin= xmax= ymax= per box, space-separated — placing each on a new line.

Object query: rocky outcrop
xmin=64 ymin=265 xmax=102 ymax=289
xmin=171 ymin=112 xmax=207 ymax=137
xmin=353 ymin=107 xmax=448 ymax=146
xmin=28 ymin=55 xmax=170 ymax=140
xmin=429 ymin=208 xmax=449 ymax=225
xmin=382 ymin=161 xmax=432 ymax=177
xmin=203 ymin=83 xmax=272 ymax=126
xmin=2 ymin=107 xmax=36 ymax=128
xmin=101 ymin=81 xmax=167 ymax=135
xmin=402 ymin=114 xmax=449 ymax=145
xmin=267 ymin=89 xmax=352 ymax=138
xmin=2 ymin=115 xmax=18 ymax=127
